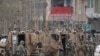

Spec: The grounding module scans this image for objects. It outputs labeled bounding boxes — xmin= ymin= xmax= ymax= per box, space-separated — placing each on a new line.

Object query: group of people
xmin=0 ymin=28 xmax=95 ymax=56
xmin=65 ymin=32 xmax=95 ymax=56
xmin=55 ymin=28 xmax=96 ymax=56
xmin=0 ymin=40 xmax=26 ymax=56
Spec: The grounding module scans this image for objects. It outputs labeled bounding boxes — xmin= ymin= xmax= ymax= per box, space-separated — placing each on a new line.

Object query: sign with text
xmin=82 ymin=24 xmax=92 ymax=31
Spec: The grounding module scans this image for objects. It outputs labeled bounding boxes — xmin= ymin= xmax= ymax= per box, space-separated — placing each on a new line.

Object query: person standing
xmin=16 ymin=40 xmax=26 ymax=56
xmin=66 ymin=39 xmax=75 ymax=56
xmin=0 ymin=50 xmax=4 ymax=56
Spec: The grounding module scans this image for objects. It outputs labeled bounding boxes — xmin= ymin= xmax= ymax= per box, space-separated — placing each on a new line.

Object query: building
xmin=0 ymin=0 xmax=47 ymax=34
xmin=46 ymin=0 xmax=88 ymax=29
xmin=0 ymin=0 xmax=89 ymax=34
xmin=86 ymin=0 xmax=100 ymax=30
xmin=86 ymin=0 xmax=100 ymax=18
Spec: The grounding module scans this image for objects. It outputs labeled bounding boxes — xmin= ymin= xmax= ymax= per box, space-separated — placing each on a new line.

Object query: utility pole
xmin=4 ymin=17 xmax=8 ymax=35
xmin=77 ymin=0 xmax=82 ymax=22
xmin=33 ymin=0 xmax=37 ymax=30
xmin=76 ymin=0 xmax=86 ymax=24
xmin=75 ymin=0 xmax=82 ymax=31
xmin=43 ymin=0 xmax=48 ymax=30
xmin=33 ymin=0 xmax=39 ymax=30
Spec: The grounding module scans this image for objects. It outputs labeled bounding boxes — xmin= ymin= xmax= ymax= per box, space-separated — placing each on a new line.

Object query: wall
xmin=72 ymin=0 xmax=88 ymax=23
xmin=86 ymin=0 xmax=100 ymax=18
xmin=0 ymin=0 xmax=47 ymax=34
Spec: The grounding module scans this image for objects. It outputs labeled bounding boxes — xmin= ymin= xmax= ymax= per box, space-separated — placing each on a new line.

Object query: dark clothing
xmin=5 ymin=46 xmax=10 ymax=56
xmin=66 ymin=41 xmax=75 ymax=56
xmin=16 ymin=45 xmax=26 ymax=56
xmin=0 ymin=53 xmax=3 ymax=56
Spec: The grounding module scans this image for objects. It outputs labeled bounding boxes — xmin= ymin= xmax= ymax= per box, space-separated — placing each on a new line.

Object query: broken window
xmin=66 ymin=0 xmax=72 ymax=6
xmin=51 ymin=0 xmax=64 ymax=7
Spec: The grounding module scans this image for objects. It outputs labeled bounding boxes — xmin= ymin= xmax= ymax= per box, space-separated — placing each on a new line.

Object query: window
xmin=95 ymin=0 xmax=100 ymax=13
xmin=51 ymin=0 xmax=64 ymax=7
xmin=66 ymin=0 xmax=72 ymax=6
xmin=51 ymin=0 xmax=72 ymax=7
xmin=91 ymin=0 xmax=93 ymax=8
xmin=87 ymin=0 xmax=94 ymax=8
xmin=87 ymin=0 xmax=90 ymax=8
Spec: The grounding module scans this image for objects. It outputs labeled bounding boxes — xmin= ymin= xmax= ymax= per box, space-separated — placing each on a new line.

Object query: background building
xmin=86 ymin=0 xmax=100 ymax=31
xmin=0 ymin=0 xmax=92 ymax=34
xmin=47 ymin=0 xmax=88 ymax=30
xmin=86 ymin=0 xmax=100 ymax=18
xmin=0 ymin=0 xmax=48 ymax=34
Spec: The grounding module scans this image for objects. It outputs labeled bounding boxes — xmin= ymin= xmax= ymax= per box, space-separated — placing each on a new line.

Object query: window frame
xmin=87 ymin=0 xmax=94 ymax=8
xmin=51 ymin=0 xmax=64 ymax=7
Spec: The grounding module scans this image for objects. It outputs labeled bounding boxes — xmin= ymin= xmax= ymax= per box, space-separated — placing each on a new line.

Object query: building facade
xmin=0 ymin=0 xmax=90 ymax=34
xmin=47 ymin=0 xmax=88 ymax=22
xmin=86 ymin=0 xmax=100 ymax=30
xmin=86 ymin=0 xmax=100 ymax=18
xmin=46 ymin=0 xmax=88 ymax=29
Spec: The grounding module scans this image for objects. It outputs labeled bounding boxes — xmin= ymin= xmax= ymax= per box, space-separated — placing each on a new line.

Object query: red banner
xmin=49 ymin=7 xmax=73 ymax=21
xmin=51 ymin=7 xmax=73 ymax=15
